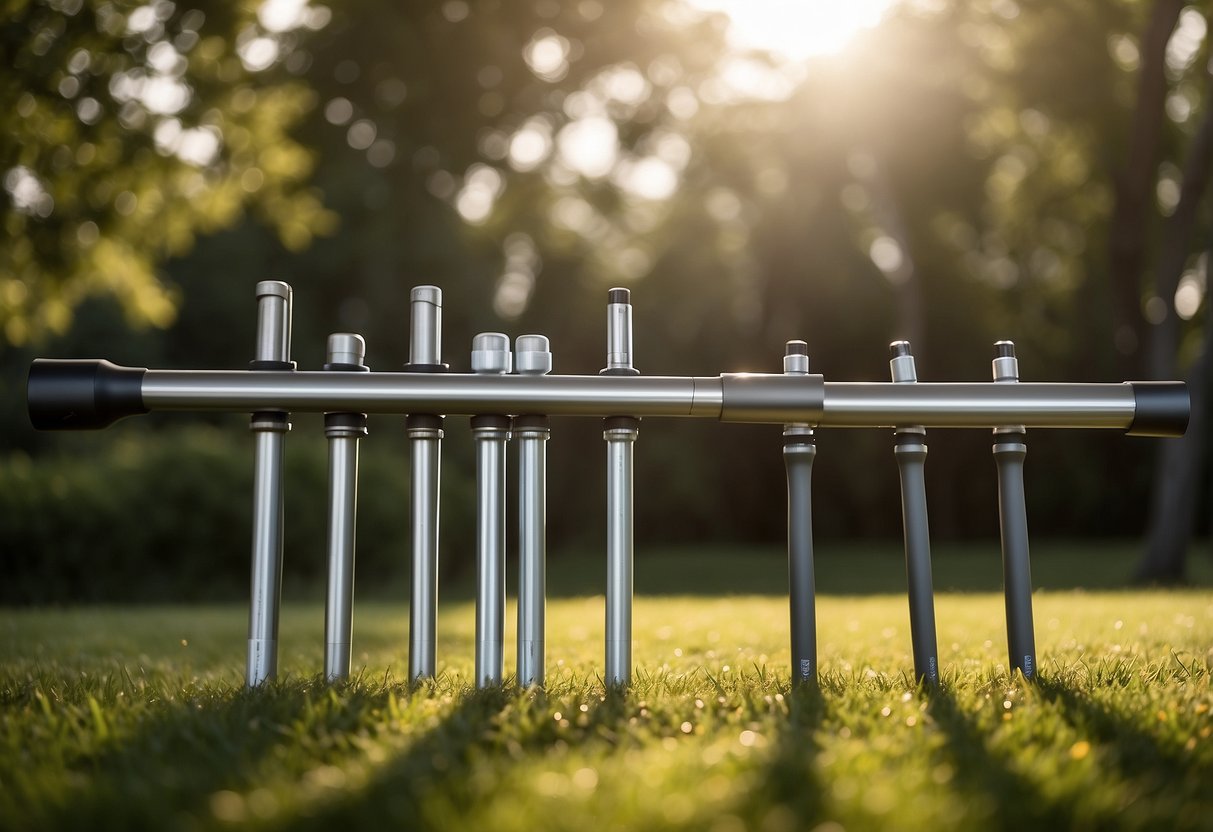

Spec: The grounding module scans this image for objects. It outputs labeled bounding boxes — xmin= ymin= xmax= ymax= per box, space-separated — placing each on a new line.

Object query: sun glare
xmin=687 ymin=0 xmax=895 ymax=61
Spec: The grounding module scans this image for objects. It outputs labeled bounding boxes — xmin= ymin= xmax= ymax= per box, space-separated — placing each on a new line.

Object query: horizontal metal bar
xmin=142 ymin=371 xmax=724 ymax=417
xmin=26 ymin=359 xmax=1190 ymax=434
xmin=820 ymin=382 xmax=1136 ymax=429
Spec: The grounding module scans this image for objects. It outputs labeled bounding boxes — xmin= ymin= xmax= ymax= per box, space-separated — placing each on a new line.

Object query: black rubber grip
xmin=1128 ymin=381 xmax=1190 ymax=437
xmin=28 ymin=359 xmax=148 ymax=430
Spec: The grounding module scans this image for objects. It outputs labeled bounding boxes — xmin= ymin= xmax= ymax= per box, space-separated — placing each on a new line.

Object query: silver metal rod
xmin=323 ymin=434 xmax=359 ymax=681
xmin=472 ymin=334 xmax=511 ymax=688
xmin=323 ymin=333 xmax=368 ymax=683
xmin=819 ymin=382 xmax=1136 ymax=427
xmin=407 ymin=425 xmax=441 ymax=682
xmin=474 ymin=422 xmax=509 ymax=687
xmin=605 ymin=427 xmax=636 ymax=686
xmin=516 ymin=427 xmax=547 ymax=686
xmin=137 ymin=373 xmax=1148 ymax=428
xmin=405 ymin=284 xmax=446 ymax=683
xmin=248 ymin=428 xmax=286 ymax=686
xmin=408 ymin=286 xmax=443 ymax=368
xmin=515 ymin=334 xmax=552 ymax=688
xmin=247 ymin=281 xmax=292 ymax=688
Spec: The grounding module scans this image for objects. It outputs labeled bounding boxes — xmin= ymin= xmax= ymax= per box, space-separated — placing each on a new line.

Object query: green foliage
xmin=0 ymin=592 xmax=1211 ymax=829
xmin=0 ymin=424 xmax=476 ymax=603
xmin=1 ymin=0 xmax=335 ymax=345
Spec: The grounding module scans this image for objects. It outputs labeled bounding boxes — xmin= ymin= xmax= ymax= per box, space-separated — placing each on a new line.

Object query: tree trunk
xmin=1109 ymin=0 xmax=1183 ymax=367
xmin=1135 ymin=59 xmax=1213 ymax=584
xmin=1136 ymin=271 xmax=1211 ymax=583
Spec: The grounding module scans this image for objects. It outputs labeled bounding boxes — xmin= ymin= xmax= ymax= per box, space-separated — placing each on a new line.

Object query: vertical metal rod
xmin=992 ymin=341 xmax=1036 ymax=679
xmin=515 ymin=335 xmax=552 ymax=687
xmin=783 ymin=340 xmax=817 ymax=687
xmin=247 ymin=280 xmax=294 ymax=688
xmin=472 ymin=333 xmax=512 ymax=687
xmin=890 ymin=341 xmax=939 ymax=686
xmin=405 ymin=285 xmax=446 ymax=683
xmin=602 ymin=288 xmax=639 ymax=687
xmin=323 ymin=334 xmax=369 ymax=682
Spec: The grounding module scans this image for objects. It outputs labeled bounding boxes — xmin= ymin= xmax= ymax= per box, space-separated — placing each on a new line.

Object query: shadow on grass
xmin=27 ymin=681 xmax=330 ymax=831
xmin=928 ymin=687 xmax=1074 ymax=831
xmin=725 ymin=684 xmax=831 ymax=827
xmin=1037 ymin=674 xmax=1200 ymax=803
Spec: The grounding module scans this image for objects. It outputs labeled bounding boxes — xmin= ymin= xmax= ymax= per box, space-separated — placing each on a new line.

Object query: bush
xmin=0 ymin=425 xmax=475 ymax=604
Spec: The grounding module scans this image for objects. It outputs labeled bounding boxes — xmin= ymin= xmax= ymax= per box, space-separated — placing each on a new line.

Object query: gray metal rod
xmin=783 ymin=340 xmax=816 ymax=687
xmin=992 ymin=341 xmax=1035 ymax=679
xmin=889 ymin=341 xmax=939 ymax=686
xmin=996 ymin=439 xmax=1036 ymax=679
xmin=407 ymin=427 xmax=441 ymax=682
xmin=605 ymin=428 xmax=636 ymax=686
xmin=895 ymin=443 xmax=939 ymax=685
xmin=323 ymin=434 xmax=359 ymax=681
xmin=785 ymin=442 xmax=816 ymax=686
xmin=246 ymin=280 xmax=292 ymax=688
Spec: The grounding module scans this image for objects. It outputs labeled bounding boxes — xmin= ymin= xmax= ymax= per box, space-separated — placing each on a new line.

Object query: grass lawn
xmin=1 ymin=548 xmax=1212 ymax=830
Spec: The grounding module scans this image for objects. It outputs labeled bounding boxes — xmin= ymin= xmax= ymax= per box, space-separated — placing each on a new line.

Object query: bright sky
xmin=685 ymin=0 xmax=895 ymax=60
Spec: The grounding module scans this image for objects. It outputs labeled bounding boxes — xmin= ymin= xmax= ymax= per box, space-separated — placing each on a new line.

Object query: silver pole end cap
xmin=993 ymin=340 xmax=1019 ymax=382
xmin=783 ymin=340 xmax=809 ymax=374
xmin=471 ymin=332 xmax=512 ymax=374
xmin=411 ymin=285 xmax=442 ymax=306
xmin=889 ymin=341 xmax=917 ymax=383
xmin=326 ymin=333 xmax=366 ymax=367
xmin=515 ymin=334 xmax=552 ymax=375
xmin=256 ymin=280 xmax=292 ymax=300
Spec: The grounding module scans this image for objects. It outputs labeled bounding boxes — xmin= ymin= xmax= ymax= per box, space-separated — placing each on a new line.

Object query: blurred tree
xmin=0 ymin=0 xmax=335 ymax=346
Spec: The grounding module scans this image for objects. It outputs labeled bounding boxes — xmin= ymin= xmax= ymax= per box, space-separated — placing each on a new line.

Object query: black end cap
xmin=513 ymin=414 xmax=551 ymax=430
xmin=603 ymin=415 xmax=641 ymax=431
xmin=28 ymin=359 xmax=148 ymax=430
xmin=1128 ymin=381 xmax=1190 ymax=437
xmin=405 ymin=413 xmax=444 ymax=431
xmin=608 ymin=288 xmax=630 ymax=305
xmin=471 ymin=414 xmax=511 ymax=431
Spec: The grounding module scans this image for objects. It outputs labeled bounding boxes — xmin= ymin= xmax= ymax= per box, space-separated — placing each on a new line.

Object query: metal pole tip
xmin=890 ymin=340 xmax=912 ymax=358
xmin=994 ymin=340 xmax=1016 ymax=358
xmin=608 ymin=288 xmax=630 ymax=305
xmin=256 ymin=280 xmax=292 ymax=300
xmin=411 ymin=285 xmax=442 ymax=306
xmin=785 ymin=340 xmax=809 ymax=357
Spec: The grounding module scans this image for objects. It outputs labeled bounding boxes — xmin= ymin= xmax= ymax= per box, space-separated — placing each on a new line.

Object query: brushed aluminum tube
xmin=607 ymin=300 xmax=634 ymax=370
xmin=247 ymin=282 xmax=291 ymax=689
xmin=248 ymin=428 xmax=286 ymax=686
xmin=409 ymin=286 xmax=442 ymax=367
xmin=820 ymin=382 xmax=1136 ymax=428
xmin=516 ymin=427 xmax=548 ymax=687
xmin=408 ymin=430 xmax=441 ymax=681
xmin=324 ymin=434 xmax=359 ymax=681
xmin=785 ymin=441 xmax=816 ymax=687
xmin=605 ymin=428 xmax=637 ymax=686
xmin=140 ymin=372 xmax=1144 ymax=428
xmin=474 ymin=425 xmax=509 ymax=687
xmin=895 ymin=441 xmax=940 ymax=685
xmin=996 ymin=440 xmax=1036 ymax=679
xmin=143 ymin=372 xmax=718 ymax=417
